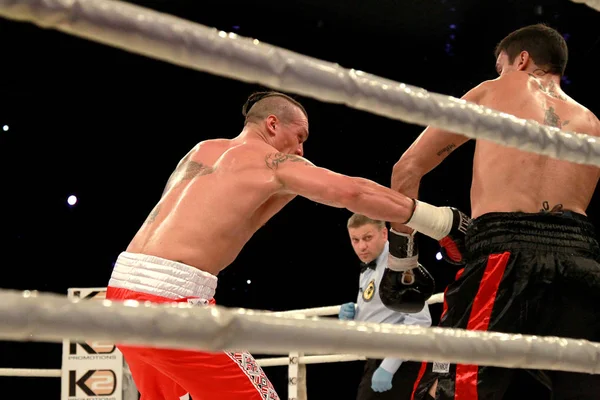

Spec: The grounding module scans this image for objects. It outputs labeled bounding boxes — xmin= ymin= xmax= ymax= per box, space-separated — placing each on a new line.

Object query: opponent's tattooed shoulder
xmin=544 ymin=106 xmax=570 ymax=129
xmin=265 ymin=152 xmax=312 ymax=170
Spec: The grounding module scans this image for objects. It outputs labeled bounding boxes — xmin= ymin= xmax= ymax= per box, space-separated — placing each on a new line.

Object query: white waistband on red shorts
xmin=108 ymin=251 xmax=218 ymax=300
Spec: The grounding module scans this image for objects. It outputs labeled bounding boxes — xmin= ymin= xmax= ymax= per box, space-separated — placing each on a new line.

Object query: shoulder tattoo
xmin=265 ymin=152 xmax=312 ymax=170
xmin=544 ymin=106 xmax=570 ymax=129
xmin=161 ymin=160 xmax=214 ymax=196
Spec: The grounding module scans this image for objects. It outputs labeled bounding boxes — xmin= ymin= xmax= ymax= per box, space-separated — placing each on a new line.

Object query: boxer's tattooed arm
xmin=436 ymin=143 xmax=456 ymax=157
xmin=265 ymin=152 xmax=313 ymax=170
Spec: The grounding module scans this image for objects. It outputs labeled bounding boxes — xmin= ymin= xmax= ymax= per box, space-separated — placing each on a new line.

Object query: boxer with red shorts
xmin=107 ymin=252 xmax=278 ymax=400
xmin=106 ymin=91 xmax=459 ymax=399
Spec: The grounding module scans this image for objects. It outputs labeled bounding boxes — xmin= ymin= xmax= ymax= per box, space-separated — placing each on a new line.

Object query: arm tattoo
xmin=436 ymin=143 xmax=456 ymax=157
xmin=265 ymin=152 xmax=312 ymax=170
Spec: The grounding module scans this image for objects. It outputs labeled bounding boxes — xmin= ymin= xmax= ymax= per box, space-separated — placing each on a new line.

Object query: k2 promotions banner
xmin=61 ymin=288 xmax=123 ymax=400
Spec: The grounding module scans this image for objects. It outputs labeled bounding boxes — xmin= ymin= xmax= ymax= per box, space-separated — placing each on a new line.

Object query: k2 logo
xmin=69 ymin=370 xmax=116 ymax=396
xmin=69 ymin=341 xmax=116 ymax=355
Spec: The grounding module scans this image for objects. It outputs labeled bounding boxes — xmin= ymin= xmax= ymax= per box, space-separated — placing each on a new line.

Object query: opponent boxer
xmin=381 ymin=23 xmax=600 ymax=399
xmin=106 ymin=90 xmax=463 ymax=400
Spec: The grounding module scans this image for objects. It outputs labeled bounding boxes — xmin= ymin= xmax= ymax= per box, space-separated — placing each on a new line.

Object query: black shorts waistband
xmin=465 ymin=211 xmax=600 ymax=260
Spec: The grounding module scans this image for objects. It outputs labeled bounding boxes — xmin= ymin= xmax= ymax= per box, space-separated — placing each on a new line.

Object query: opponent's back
xmin=471 ymin=72 xmax=600 ymax=217
xmin=126 ymin=138 xmax=293 ymax=275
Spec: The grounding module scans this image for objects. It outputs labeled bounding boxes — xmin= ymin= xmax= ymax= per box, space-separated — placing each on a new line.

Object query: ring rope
xmin=0 ymin=298 xmax=439 ymax=381
xmin=271 ymin=292 xmax=444 ymax=317
xmin=0 ymin=0 xmax=599 ymax=166
xmin=3 ymin=289 xmax=600 ymax=374
xmin=571 ymin=0 xmax=600 ymax=11
xmin=0 ymin=368 xmax=62 ymax=378
xmin=0 ymin=355 xmax=365 ymax=378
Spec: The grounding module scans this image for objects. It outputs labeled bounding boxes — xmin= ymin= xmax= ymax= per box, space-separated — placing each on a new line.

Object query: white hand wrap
xmin=405 ymin=200 xmax=453 ymax=240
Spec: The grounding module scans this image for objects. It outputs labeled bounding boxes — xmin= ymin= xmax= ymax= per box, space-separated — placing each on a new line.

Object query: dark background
xmin=1 ymin=0 xmax=599 ymax=398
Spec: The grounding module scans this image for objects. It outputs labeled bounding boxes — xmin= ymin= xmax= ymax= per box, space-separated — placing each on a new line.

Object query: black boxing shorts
xmin=411 ymin=211 xmax=600 ymax=400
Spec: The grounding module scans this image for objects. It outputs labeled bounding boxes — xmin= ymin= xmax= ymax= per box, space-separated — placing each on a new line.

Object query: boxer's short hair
xmin=495 ymin=23 xmax=568 ymax=76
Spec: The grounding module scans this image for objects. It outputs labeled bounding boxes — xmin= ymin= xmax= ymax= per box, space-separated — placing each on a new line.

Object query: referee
xmin=340 ymin=213 xmax=432 ymax=400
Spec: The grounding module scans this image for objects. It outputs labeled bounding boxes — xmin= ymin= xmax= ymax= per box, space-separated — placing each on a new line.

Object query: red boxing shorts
xmin=106 ymin=251 xmax=280 ymax=400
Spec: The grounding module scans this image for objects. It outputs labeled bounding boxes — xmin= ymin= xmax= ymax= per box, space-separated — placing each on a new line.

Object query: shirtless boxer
xmin=378 ymin=23 xmax=600 ymax=400
xmin=105 ymin=91 xmax=462 ymax=400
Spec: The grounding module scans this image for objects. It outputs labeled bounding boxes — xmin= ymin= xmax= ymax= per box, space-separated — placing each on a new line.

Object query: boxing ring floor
xmin=1 ymin=0 xmax=600 ymax=399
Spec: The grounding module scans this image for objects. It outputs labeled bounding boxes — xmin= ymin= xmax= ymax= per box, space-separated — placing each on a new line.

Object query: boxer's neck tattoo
xmin=528 ymin=74 xmax=567 ymax=101
xmin=546 ymin=80 xmax=567 ymax=101
xmin=528 ymin=74 xmax=545 ymax=90
xmin=265 ymin=152 xmax=311 ymax=170
xmin=436 ymin=143 xmax=456 ymax=157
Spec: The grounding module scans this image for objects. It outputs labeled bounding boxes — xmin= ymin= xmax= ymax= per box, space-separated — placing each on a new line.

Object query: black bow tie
xmin=360 ymin=260 xmax=377 ymax=273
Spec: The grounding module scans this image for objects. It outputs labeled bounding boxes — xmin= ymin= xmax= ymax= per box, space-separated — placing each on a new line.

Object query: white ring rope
xmin=0 ymin=355 xmax=365 ymax=378
xmin=1 ymin=0 xmax=599 ymax=166
xmin=0 ymin=294 xmax=440 ymax=380
xmin=271 ymin=292 xmax=444 ymax=317
xmin=0 ymin=295 xmax=439 ymax=381
xmin=259 ymin=354 xmax=366 ymax=368
xmin=571 ymin=0 xmax=600 ymax=11
xmin=2 ymin=289 xmax=600 ymax=375
xmin=0 ymin=368 xmax=62 ymax=377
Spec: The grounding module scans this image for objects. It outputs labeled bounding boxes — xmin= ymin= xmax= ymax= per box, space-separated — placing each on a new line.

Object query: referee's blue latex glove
xmin=371 ymin=366 xmax=393 ymax=392
xmin=338 ymin=302 xmax=355 ymax=320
